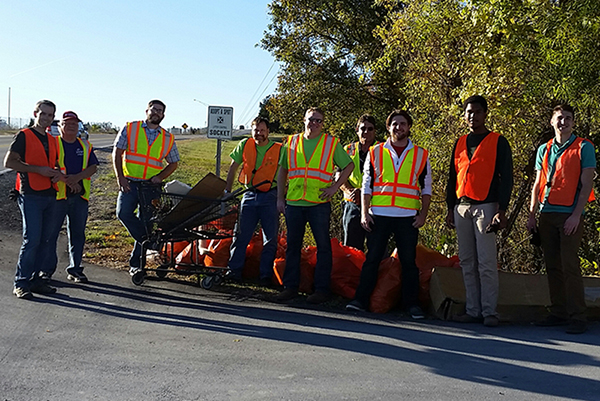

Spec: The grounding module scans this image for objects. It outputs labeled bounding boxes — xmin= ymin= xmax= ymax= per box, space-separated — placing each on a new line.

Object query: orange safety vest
xmin=539 ymin=137 xmax=596 ymax=206
xmin=370 ymin=143 xmax=428 ymax=210
xmin=454 ymin=132 xmax=500 ymax=201
xmin=238 ymin=139 xmax=281 ymax=191
xmin=15 ymin=128 xmax=58 ymax=192
xmin=123 ymin=121 xmax=174 ymax=180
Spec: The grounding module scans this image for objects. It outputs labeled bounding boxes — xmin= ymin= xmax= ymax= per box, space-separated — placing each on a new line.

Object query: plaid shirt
xmin=114 ymin=121 xmax=180 ymax=163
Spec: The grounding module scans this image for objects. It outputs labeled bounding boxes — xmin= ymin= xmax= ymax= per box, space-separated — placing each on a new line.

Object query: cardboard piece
xmin=429 ymin=266 xmax=600 ymax=322
xmin=158 ymin=173 xmax=226 ymax=231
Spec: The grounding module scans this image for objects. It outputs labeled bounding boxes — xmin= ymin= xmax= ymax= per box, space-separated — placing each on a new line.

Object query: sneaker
xmin=38 ymin=271 xmax=52 ymax=281
xmin=566 ymin=320 xmax=587 ymax=334
xmin=276 ymin=288 xmax=298 ymax=302
xmin=306 ymin=291 xmax=330 ymax=305
xmin=129 ymin=266 xmax=142 ymax=276
xmin=483 ymin=315 xmax=499 ymax=327
xmin=535 ymin=314 xmax=569 ymax=327
xmin=453 ymin=313 xmax=483 ymax=323
xmin=67 ymin=272 xmax=88 ymax=283
xmin=346 ymin=300 xmax=366 ymax=312
xmin=31 ymin=280 xmax=57 ymax=295
xmin=13 ymin=287 xmax=34 ymax=300
xmin=409 ymin=306 xmax=426 ymax=320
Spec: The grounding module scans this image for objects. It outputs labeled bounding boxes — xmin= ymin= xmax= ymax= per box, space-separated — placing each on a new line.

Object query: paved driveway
xmin=1 ymin=231 xmax=599 ymax=400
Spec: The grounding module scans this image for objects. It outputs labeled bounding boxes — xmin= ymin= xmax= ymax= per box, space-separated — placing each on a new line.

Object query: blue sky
xmin=0 ymin=0 xmax=279 ymax=129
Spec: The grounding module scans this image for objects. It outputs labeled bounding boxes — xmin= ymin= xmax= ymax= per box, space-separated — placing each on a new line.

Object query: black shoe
xmin=259 ymin=277 xmax=273 ymax=288
xmin=566 ymin=320 xmax=587 ymax=334
xmin=276 ymin=288 xmax=298 ymax=302
xmin=306 ymin=291 xmax=330 ymax=305
xmin=38 ymin=271 xmax=52 ymax=281
xmin=346 ymin=300 xmax=366 ymax=312
xmin=483 ymin=315 xmax=499 ymax=327
xmin=31 ymin=280 xmax=57 ymax=295
xmin=409 ymin=306 xmax=426 ymax=320
xmin=67 ymin=272 xmax=88 ymax=283
xmin=13 ymin=287 xmax=34 ymax=299
xmin=535 ymin=315 xmax=569 ymax=327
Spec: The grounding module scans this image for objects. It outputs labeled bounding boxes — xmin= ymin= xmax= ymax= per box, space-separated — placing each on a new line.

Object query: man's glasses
xmin=359 ymin=127 xmax=375 ymax=132
xmin=307 ymin=118 xmax=323 ymax=124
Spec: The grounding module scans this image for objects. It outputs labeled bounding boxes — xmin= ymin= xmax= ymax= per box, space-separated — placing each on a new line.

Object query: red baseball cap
xmin=61 ymin=111 xmax=81 ymax=122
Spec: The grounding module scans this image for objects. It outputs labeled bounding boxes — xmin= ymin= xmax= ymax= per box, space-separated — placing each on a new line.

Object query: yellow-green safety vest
xmin=123 ymin=121 xmax=174 ymax=180
xmin=344 ymin=141 xmax=378 ymax=201
xmin=287 ymin=133 xmax=338 ymax=203
xmin=370 ymin=143 xmax=428 ymax=210
xmin=56 ymin=137 xmax=92 ymax=201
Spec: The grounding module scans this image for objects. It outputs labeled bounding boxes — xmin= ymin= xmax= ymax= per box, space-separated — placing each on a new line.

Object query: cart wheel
xmin=131 ymin=271 xmax=145 ymax=286
xmin=213 ymin=274 xmax=223 ymax=285
xmin=201 ymin=276 xmax=215 ymax=290
xmin=155 ymin=268 xmax=168 ymax=279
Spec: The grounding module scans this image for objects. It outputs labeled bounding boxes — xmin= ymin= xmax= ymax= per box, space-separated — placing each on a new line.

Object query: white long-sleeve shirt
xmin=361 ymin=138 xmax=432 ymax=217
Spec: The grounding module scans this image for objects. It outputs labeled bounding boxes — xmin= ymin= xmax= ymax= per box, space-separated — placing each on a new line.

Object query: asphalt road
xmin=1 ymin=231 xmax=600 ymax=400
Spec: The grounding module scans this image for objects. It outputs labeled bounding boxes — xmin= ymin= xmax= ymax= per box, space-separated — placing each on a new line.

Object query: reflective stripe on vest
xmin=370 ymin=143 xmax=428 ymax=210
xmin=539 ymin=136 xmax=596 ymax=206
xmin=238 ymin=139 xmax=281 ymax=191
xmin=454 ymin=132 xmax=500 ymax=201
xmin=56 ymin=137 xmax=92 ymax=201
xmin=287 ymin=133 xmax=338 ymax=203
xmin=123 ymin=121 xmax=174 ymax=180
xmin=15 ymin=128 xmax=58 ymax=192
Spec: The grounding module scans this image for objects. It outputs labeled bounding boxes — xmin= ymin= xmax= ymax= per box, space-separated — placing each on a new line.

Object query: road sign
xmin=207 ymin=106 xmax=233 ymax=140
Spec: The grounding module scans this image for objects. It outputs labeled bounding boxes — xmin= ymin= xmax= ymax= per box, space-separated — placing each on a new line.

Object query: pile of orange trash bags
xmin=161 ymin=233 xmax=460 ymax=313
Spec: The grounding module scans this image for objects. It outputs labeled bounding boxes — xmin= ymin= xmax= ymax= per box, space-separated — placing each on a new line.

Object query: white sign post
xmin=207 ymin=106 xmax=234 ymax=177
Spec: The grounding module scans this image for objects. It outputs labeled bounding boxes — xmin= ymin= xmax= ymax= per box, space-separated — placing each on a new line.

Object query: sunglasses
xmin=307 ymin=118 xmax=323 ymax=124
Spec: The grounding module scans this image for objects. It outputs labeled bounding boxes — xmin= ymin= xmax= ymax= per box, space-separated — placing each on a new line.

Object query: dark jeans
xmin=353 ymin=214 xmax=420 ymax=310
xmin=15 ymin=194 xmax=57 ymax=290
xmin=539 ymin=212 xmax=586 ymax=321
xmin=342 ymin=200 xmax=367 ymax=252
xmin=283 ymin=202 xmax=332 ymax=293
xmin=228 ymin=189 xmax=278 ymax=279
xmin=116 ymin=181 xmax=159 ymax=268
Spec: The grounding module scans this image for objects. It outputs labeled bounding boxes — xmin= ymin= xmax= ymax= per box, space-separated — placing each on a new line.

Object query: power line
xmin=236 ymin=61 xmax=278 ymax=126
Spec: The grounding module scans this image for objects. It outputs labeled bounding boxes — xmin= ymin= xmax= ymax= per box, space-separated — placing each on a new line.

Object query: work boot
xmin=276 ymin=288 xmax=298 ymax=302
xmin=306 ymin=291 xmax=329 ymax=305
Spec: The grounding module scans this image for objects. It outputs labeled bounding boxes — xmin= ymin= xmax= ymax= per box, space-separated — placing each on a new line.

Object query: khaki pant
xmin=539 ymin=212 xmax=586 ymax=322
xmin=454 ymin=203 xmax=499 ymax=318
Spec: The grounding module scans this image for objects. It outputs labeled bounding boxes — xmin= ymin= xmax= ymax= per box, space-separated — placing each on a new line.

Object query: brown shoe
xmin=483 ymin=316 xmax=499 ymax=327
xmin=535 ymin=314 xmax=569 ymax=327
xmin=276 ymin=288 xmax=298 ymax=302
xmin=306 ymin=291 xmax=330 ymax=305
xmin=566 ymin=320 xmax=587 ymax=334
xmin=453 ymin=313 xmax=483 ymax=323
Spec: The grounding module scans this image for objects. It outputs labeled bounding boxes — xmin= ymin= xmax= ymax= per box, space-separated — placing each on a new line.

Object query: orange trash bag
xmin=243 ymin=231 xmax=263 ymax=279
xmin=330 ymin=238 xmax=365 ymax=299
xmin=175 ymin=242 xmax=204 ymax=270
xmin=369 ymin=250 xmax=402 ymax=314
xmin=161 ymin=241 xmax=189 ymax=261
xmin=271 ymin=246 xmax=316 ymax=293
xmin=204 ymin=237 xmax=233 ymax=267
xmin=415 ymin=244 xmax=455 ymax=306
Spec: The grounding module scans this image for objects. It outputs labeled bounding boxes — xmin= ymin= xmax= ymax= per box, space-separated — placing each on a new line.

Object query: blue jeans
xmin=45 ymin=196 xmax=89 ymax=276
xmin=283 ymin=202 xmax=332 ymax=293
xmin=353 ymin=214 xmax=420 ymax=310
xmin=116 ymin=182 xmax=158 ymax=268
xmin=15 ymin=194 xmax=57 ymax=290
xmin=342 ymin=200 xmax=367 ymax=252
xmin=228 ymin=189 xmax=278 ymax=279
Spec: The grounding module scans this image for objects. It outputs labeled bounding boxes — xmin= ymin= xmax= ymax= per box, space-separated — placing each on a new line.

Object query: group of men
xmin=6 ymin=97 xmax=596 ymax=334
xmin=228 ymin=97 xmax=596 ymax=334
xmin=4 ymin=100 xmax=99 ymax=299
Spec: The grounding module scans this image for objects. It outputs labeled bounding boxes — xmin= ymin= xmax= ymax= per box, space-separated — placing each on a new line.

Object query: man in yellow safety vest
xmin=276 ymin=107 xmax=354 ymax=304
xmin=112 ymin=100 xmax=179 ymax=275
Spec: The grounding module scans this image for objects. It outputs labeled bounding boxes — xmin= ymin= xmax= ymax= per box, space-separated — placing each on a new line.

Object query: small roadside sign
xmin=207 ymin=106 xmax=233 ymax=140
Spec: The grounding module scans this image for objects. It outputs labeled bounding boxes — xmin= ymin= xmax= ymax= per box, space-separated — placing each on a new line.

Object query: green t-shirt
xmin=230 ymin=138 xmax=278 ymax=189
xmin=279 ymin=133 xmax=352 ymax=206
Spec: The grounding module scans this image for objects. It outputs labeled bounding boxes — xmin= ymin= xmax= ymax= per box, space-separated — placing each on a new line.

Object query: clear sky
xmin=0 ymin=0 xmax=279 ymax=130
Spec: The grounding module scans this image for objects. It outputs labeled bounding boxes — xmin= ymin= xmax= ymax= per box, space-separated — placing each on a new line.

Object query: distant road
xmin=0 ymin=133 xmax=196 ymax=175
